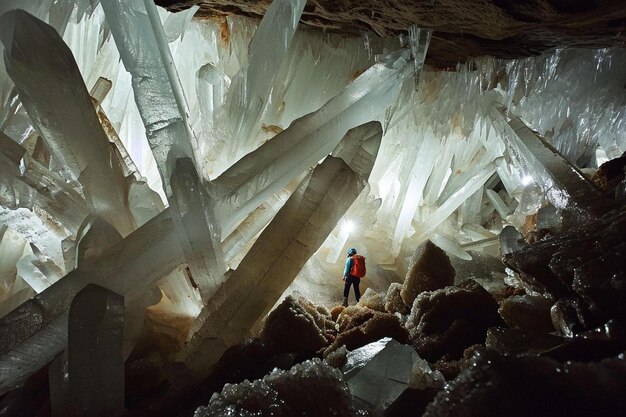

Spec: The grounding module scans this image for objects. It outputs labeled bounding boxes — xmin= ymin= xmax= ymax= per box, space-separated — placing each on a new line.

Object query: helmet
xmin=347 ymin=248 xmax=357 ymax=256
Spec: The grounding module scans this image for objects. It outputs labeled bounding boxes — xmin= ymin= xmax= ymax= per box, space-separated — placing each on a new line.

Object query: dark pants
xmin=343 ymin=275 xmax=361 ymax=301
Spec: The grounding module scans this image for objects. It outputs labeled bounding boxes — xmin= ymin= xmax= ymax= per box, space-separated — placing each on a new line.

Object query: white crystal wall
xmin=0 ymin=0 xmax=624 ymax=319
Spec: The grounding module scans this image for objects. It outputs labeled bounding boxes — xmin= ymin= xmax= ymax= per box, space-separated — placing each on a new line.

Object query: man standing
xmin=342 ymin=247 xmax=366 ymax=306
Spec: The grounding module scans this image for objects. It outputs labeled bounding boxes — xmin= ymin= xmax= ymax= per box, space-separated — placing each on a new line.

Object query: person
xmin=342 ymin=247 xmax=361 ymax=307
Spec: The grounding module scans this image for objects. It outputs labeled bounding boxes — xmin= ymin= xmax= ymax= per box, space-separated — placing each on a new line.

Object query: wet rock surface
xmin=423 ymin=350 xmax=626 ymax=417
xmin=504 ymin=208 xmax=626 ymax=331
xmin=498 ymin=294 xmax=554 ymax=334
xmin=485 ymin=327 xmax=564 ymax=355
xmin=540 ymin=320 xmax=626 ymax=363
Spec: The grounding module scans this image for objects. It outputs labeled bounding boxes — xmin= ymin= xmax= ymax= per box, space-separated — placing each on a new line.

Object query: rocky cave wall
xmin=158 ymin=0 xmax=626 ymax=67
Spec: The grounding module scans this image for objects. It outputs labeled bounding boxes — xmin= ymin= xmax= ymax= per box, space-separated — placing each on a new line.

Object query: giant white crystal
xmin=0 ymin=10 xmax=135 ymax=236
xmin=343 ymin=337 xmax=420 ymax=410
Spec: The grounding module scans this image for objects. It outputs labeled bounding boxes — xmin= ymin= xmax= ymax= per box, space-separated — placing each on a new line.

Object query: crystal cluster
xmin=406 ymin=279 xmax=503 ymax=362
xmin=194 ymin=358 xmax=356 ymax=417
xmin=259 ymin=295 xmax=333 ymax=354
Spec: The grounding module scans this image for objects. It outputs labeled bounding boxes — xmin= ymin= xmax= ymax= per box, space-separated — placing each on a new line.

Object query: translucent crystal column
xmin=223 ymin=0 xmax=307 ymax=159
xmin=49 ymin=352 xmax=68 ymax=417
xmin=0 ymin=228 xmax=33 ymax=318
xmin=222 ymin=187 xmax=294 ymax=267
xmin=181 ymin=123 xmax=382 ymax=375
xmin=0 ymin=10 xmax=134 ymax=236
xmin=67 ymin=284 xmax=124 ymax=417
xmin=407 ymin=26 xmax=433 ymax=91
xmin=169 ymin=158 xmax=225 ymax=300
xmin=0 ymin=210 xmax=183 ymax=394
xmin=490 ymin=105 xmax=612 ymax=220
xmin=101 ymin=0 xmax=224 ymax=301
xmin=413 ymin=158 xmax=502 ymax=244
xmin=211 ymin=48 xmax=413 ymax=235
xmin=0 ymin=131 xmax=89 ymax=237
xmin=485 ymin=189 xmax=512 ymax=219
xmin=391 ymin=129 xmax=439 ymax=255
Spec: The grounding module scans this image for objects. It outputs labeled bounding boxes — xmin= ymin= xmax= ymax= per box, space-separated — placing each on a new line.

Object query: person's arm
xmin=343 ymin=257 xmax=353 ymax=278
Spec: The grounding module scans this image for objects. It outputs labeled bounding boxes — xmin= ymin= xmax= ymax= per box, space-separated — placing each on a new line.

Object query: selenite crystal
xmin=66 ymin=284 xmax=124 ymax=417
xmin=0 ymin=10 xmax=134 ymax=236
xmin=342 ymin=337 xmax=419 ymax=411
xmin=48 ymin=351 xmax=68 ymax=417
xmin=499 ymin=226 xmax=526 ymax=256
xmin=407 ymin=26 xmax=433 ymax=91
xmin=221 ymin=0 xmax=307 ymax=161
xmin=490 ymin=106 xmax=614 ymax=223
xmin=183 ymin=125 xmax=380 ymax=372
xmin=101 ymin=0 xmax=225 ymax=302
xmin=0 ymin=211 xmax=182 ymax=394
xmin=209 ymin=50 xmax=411 ymax=235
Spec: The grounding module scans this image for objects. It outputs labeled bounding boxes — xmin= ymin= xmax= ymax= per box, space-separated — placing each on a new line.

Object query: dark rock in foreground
xmin=424 ymin=350 xmax=626 ymax=417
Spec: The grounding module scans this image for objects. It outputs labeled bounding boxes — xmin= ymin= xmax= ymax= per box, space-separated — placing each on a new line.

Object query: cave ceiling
xmin=156 ymin=0 xmax=626 ymax=68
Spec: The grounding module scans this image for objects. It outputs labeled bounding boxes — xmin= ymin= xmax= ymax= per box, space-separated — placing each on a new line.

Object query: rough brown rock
xmin=356 ymin=287 xmax=386 ymax=312
xmin=498 ymin=294 xmax=554 ymax=334
xmin=541 ymin=320 xmax=626 ymax=361
xmin=550 ymin=297 xmax=594 ymax=337
xmin=325 ymin=307 xmax=409 ymax=355
xmin=592 ymin=152 xmax=626 ymax=193
xmin=423 ymin=350 xmax=626 ymax=417
xmin=260 ymin=295 xmax=333 ymax=353
xmin=485 ymin=327 xmax=564 ymax=355
xmin=406 ymin=280 xmax=502 ymax=362
xmin=385 ymin=282 xmax=410 ymax=315
xmin=400 ymin=240 xmax=456 ymax=309
xmin=157 ymin=0 xmax=626 ymax=68
xmin=329 ymin=305 xmax=345 ymax=322
xmin=336 ymin=305 xmax=376 ymax=333
xmin=430 ymin=344 xmax=482 ymax=381
xmin=492 ymin=284 xmax=526 ymax=302
xmin=196 ymin=358 xmax=356 ymax=417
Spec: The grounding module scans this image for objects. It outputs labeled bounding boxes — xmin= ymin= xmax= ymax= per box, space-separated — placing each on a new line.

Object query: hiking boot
xmin=342 ymin=297 xmax=348 ymax=307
